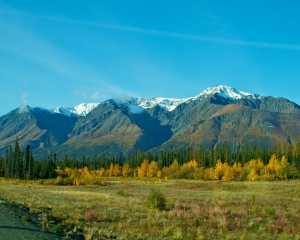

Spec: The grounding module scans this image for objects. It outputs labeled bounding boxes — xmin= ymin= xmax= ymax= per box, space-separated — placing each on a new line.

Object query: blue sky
xmin=1 ymin=1 xmax=300 ymax=116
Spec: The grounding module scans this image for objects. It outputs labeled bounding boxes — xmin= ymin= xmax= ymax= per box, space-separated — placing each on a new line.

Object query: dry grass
xmin=0 ymin=179 xmax=300 ymax=239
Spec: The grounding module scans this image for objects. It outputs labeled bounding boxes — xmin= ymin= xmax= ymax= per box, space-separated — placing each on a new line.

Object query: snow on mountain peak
xmin=114 ymin=96 xmax=195 ymax=114
xmin=198 ymin=85 xmax=259 ymax=101
xmin=115 ymin=85 xmax=259 ymax=114
xmin=51 ymin=86 xmax=259 ymax=116
xmin=52 ymin=103 xmax=99 ymax=117
xmin=73 ymin=103 xmax=100 ymax=116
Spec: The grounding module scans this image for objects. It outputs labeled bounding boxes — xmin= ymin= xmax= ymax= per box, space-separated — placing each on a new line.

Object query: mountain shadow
xmin=127 ymin=107 xmax=173 ymax=152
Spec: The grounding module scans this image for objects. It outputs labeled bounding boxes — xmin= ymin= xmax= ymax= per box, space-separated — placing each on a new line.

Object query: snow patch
xmin=52 ymin=103 xmax=99 ymax=117
xmin=197 ymin=85 xmax=259 ymax=100
xmin=115 ymin=96 xmax=197 ymax=114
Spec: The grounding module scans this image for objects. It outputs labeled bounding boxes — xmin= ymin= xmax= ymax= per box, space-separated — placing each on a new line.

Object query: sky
xmin=0 ymin=0 xmax=300 ymax=116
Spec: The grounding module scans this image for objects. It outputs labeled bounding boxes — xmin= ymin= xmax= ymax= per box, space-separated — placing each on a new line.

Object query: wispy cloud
xmin=21 ymin=92 xmax=28 ymax=105
xmin=94 ymin=24 xmax=300 ymax=51
xmin=0 ymin=5 xmax=136 ymax=100
xmin=73 ymin=80 xmax=136 ymax=102
xmin=18 ymin=92 xmax=29 ymax=113
xmin=2 ymin=8 xmax=300 ymax=51
xmin=0 ymin=20 xmax=81 ymax=79
xmin=91 ymin=92 xmax=101 ymax=100
xmin=73 ymin=91 xmax=87 ymax=99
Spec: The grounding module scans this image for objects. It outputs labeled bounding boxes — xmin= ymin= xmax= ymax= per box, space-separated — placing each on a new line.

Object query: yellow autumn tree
xmin=79 ymin=167 xmax=90 ymax=177
xmin=96 ymin=168 xmax=105 ymax=177
xmin=248 ymin=168 xmax=259 ymax=181
xmin=65 ymin=167 xmax=77 ymax=178
xmin=138 ymin=160 xmax=149 ymax=178
xmin=222 ymin=164 xmax=235 ymax=181
xmin=108 ymin=163 xmax=114 ymax=177
xmin=113 ymin=164 xmax=121 ymax=177
xmin=147 ymin=161 xmax=159 ymax=178
xmin=186 ymin=160 xmax=198 ymax=169
xmin=203 ymin=168 xmax=214 ymax=181
xmin=245 ymin=159 xmax=264 ymax=168
xmin=194 ymin=167 xmax=205 ymax=180
xmin=122 ymin=163 xmax=131 ymax=177
xmin=244 ymin=158 xmax=264 ymax=180
xmin=55 ymin=167 xmax=65 ymax=177
xmin=214 ymin=160 xmax=225 ymax=180
xmin=232 ymin=162 xmax=245 ymax=180
xmin=169 ymin=159 xmax=181 ymax=179
xmin=180 ymin=160 xmax=197 ymax=179
xmin=267 ymin=154 xmax=279 ymax=172
xmin=157 ymin=170 xmax=163 ymax=178
xmin=265 ymin=154 xmax=280 ymax=180
xmin=278 ymin=156 xmax=290 ymax=180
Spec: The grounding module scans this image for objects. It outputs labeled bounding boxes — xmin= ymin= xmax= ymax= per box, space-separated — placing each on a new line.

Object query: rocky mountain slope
xmin=1 ymin=86 xmax=300 ymax=158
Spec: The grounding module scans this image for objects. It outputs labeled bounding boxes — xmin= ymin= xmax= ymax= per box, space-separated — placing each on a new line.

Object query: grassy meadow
xmin=0 ymin=179 xmax=300 ymax=239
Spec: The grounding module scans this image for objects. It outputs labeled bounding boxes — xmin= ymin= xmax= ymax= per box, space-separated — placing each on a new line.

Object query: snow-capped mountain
xmin=114 ymin=85 xmax=260 ymax=114
xmin=2 ymin=85 xmax=300 ymax=158
xmin=48 ymin=86 xmax=260 ymax=116
xmin=52 ymin=103 xmax=99 ymax=117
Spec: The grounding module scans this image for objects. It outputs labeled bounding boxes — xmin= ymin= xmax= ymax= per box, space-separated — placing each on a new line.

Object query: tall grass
xmin=0 ymin=179 xmax=299 ymax=239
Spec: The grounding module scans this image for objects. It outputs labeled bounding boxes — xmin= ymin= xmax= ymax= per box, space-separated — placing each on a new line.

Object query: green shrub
xmin=50 ymin=224 xmax=64 ymax=233
xmin=20 ymin=215 xmax=31 ymax=223
xmin=146 ymin=189 xmax=166 ymax=210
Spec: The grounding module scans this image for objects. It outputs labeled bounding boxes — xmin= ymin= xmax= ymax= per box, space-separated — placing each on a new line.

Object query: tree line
xmin=1 ymin=137 xmax=300 ymax=180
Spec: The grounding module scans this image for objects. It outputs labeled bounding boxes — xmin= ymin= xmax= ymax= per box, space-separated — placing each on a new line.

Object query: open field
xmin=1 ymin=179 xmax=300 ymax=239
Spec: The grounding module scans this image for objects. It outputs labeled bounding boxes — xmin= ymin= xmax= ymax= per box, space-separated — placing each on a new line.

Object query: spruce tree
xmin=13 ymin=137 xmax=22 ymax=179
xmin=5 ymin=148 xmax=10 ymax=178
xmin=7 ymin=145 xmax=14 ymax=178
xmin=0 ymin=155 xmax=5 ymax=177
xmin=23 ymin=145 xmax=31 ymax=179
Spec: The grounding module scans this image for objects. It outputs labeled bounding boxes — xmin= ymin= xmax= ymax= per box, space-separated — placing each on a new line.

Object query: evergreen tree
xmin=54 ymin=153 xmax=57 ymax=163
xmin=0 ymin=155 xmax=5 ymax=177
xmin=29 ymin=151 xmax=34 ymax=179
xmin=23 ymin=145 xmax=31 ymax=179
xmin=13 ymin=136 xmax=22 ymax=179
xmin=5 ymin=147 xmax=11 ymax=178
xmin=7 ymin=145 xmax=13 ymax=178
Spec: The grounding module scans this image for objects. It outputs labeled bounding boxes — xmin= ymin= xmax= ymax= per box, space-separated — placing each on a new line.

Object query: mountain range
xmin=1 ymin=85 xmax=300 ymax=158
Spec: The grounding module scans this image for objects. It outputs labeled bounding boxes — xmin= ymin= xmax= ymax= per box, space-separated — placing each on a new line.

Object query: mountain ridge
xmin=1 ymin=85 xmax=300 ymax=158
xmin=18 ymin=85 xmax=263 ymax=117
xmin=12 ymin=85 xmax=295 ymax=118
